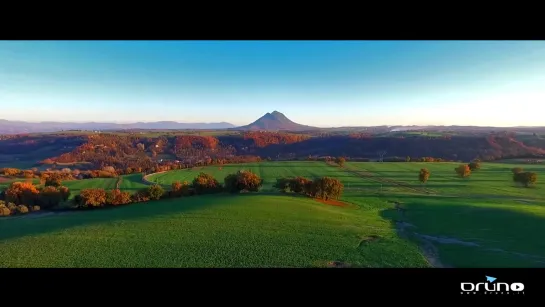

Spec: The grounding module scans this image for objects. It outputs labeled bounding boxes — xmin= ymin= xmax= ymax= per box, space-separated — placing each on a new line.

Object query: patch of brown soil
xmin=314 ymin=198 xmax=349 ymax=207
xmin=0 ymin=177 xmax=9 ymax=183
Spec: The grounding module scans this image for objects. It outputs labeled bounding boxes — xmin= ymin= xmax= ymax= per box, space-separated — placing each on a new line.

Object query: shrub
xmin=0 ymin=207 xmax=10 ymax=216
xmin=7 ymin=202 xmax=17 ymax=211
xmin=224 ymin=170 xmax=263 ymax=193
xmin=16 ymin=204 xmax=29 ymax=214
xmin=31 ymin=205 xmax=41 ymax=212
xmin=192 ymin=172 xmax=222 ymax=194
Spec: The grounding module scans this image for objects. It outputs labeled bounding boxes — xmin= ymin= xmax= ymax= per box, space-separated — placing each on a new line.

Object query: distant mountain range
xmin=236 ymin=111 xmax=317 ymax=131
xmin=0 ymin=119 xmax=236 ymax=134
xmin=1 ymin=111 xmax=545 ymax=135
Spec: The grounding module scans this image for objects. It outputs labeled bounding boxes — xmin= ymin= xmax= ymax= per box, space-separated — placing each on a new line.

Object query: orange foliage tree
xmin=77 ymin=188 xmax=107 ymax=207
xmin=192 ymin=172 xmax=222 ymax=194
xmin=5 ymin=182 xmax=40 ymax=205
xmin=224 ymin=170 xmax=263 ymax=193
xmin=454 ymin=164 xmax=471 ymax=178
xmin=106 ymin=189 xmax=132 ymax=205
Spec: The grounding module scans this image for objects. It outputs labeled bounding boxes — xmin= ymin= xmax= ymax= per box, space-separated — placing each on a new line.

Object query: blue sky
xmin=1 ymin=40 xmax=544 ymax=127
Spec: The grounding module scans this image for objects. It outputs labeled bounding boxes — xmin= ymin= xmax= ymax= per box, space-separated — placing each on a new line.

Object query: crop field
xmin=0 ymin=194 xmax=428 ymax=268
xmin=118 ymin=174 xmax=150 ymax=193
xmin=62 ymin=178 xmax=117 ymax=198
xmin=1 ymin=161 xmax=544 ymax=268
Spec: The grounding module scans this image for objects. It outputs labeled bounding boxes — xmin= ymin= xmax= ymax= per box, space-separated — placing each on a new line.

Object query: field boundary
xmin=331 ymin=162 xmax=438 ymax=195
xmin=142 ymin=171 xmax=168 ymax=185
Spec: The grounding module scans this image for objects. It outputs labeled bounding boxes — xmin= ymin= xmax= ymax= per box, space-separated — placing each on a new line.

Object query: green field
xmin=0 ymin=194 xmax=427 ymax=268
xmin=1 ymin=161 xmax=545 ymax=268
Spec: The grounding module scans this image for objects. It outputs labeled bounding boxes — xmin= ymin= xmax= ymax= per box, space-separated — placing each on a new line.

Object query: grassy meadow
xmin=1 ymin=160 xmax=544 ymax=268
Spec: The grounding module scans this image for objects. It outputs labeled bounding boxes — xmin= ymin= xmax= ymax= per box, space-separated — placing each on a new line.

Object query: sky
xmin=1 ymin=40 xmax=545 ymax=127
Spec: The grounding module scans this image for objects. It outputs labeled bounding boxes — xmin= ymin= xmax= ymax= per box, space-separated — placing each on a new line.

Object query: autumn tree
xmin=289 ymin=176 xmax=312 ymax=194
xmin=106 ymin=189 xmax=132 ymax=205
xmin=148 ymin=184 xmax=165 ymax=200
xmin=45 ymin=176 xmax=62 ymax=187
xmin=39 ymin=186 xmax=65 ymax=209
xmin=224 ymin=170 xmax=263 ymax=193
xmin=192 ymin=172 xmax=222 ymax=194
xmin=419 ymin=168 xmax=430 ymax=184
xmin=5 ymin=182 xmax=40 ymax=205
xmin=335 ymin=157 xmax=346 ymax=167
xmin=77 ymin=188 xmax=107 ymax=208
xmin=171 ymin=181 xmax=190 ymax=197
xmin=454 ymin=164 xmax=471 ymax=178
xmin=311 ymin=177 xmax=344 ymax=200
xmin=513 ymin=172 xmax=538 ymax=188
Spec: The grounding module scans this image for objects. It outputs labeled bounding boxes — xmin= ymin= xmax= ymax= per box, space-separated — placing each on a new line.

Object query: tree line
xmin=2 ymin=170 xmax=346 ymax=214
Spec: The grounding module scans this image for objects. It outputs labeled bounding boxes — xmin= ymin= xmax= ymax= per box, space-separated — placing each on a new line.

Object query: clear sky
xmin=1 ymin=40 xmax=544 ymax=127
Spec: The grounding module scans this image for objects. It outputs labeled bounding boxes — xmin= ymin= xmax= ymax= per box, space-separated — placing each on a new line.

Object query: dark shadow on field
xmin=0 ymin=194 xmax=247 ymax=242
xmin=378 ymin=195 xmax=545 ymax=267
xmin=0 ymin=192 xmax=314 ymax=243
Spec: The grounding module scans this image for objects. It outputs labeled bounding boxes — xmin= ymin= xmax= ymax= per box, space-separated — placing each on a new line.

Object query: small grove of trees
xmin=513 ymin=171 xmax=538 ymax=188
xmin=454 ymin=164 xmax=471 ymax=178
xmin=0 ymin=181 xmax=72 ymax=216
xmin=419 ymin=168 xmax=430 ymax=184
xmin=192 ymin=172 xmax=222 ymax=194
xmin=335 ymin=157 xmax=346 ymax=167
xmin=273 ymin=176 xmax=344 ymax=200
xmin=224 ymin=170 xmax=263 ymax=193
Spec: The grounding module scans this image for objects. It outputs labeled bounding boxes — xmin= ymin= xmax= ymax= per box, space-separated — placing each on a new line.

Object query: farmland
xmin=1 ymin=161 xmax=545 ymax=268
xmin=0 ymin=194 xmax=428 ymax=268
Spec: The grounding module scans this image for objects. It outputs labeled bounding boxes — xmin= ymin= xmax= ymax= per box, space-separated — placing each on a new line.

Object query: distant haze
xmin=1 ymin=41 xmax=545 ymax=127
